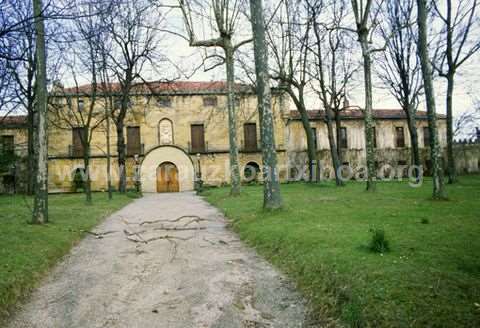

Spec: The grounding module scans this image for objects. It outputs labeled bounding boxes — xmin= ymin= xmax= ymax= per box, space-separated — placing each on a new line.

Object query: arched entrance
xmin=140 ymin=145 xmax=195 ymax=192
xmin=157 ymin=162 xmax=179 ymax=193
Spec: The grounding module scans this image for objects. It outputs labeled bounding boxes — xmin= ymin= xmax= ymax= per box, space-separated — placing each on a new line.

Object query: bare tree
xmin=416 ymin=0 xmax=446 ymax=199
xmin=5 ymin=0 xmax=38 ymax=194
xmin=249 ymin=0 xmax=282 ymax=209
xmin=432 ymin=0 xmax=480 ymax=183
xmin=454 ymin=102 xmax=480 ymax=140
xmin=49 ymin=1 xmax=109 ymax=204
xmin=177 ymin=0 xmax=252 ymax=196
xmin=267 ymin=0 xmax=318 ymax=182
xmin=308 ymin=0 xmax=356 ymax=186
xmin=350 ymin=0 xmax=380 ymax=191
xmin=103 ymin=0 xmax=163 ymax=193
xmin=377 ymin=0 xmax=423 ymax=179
xmin=32 ymin=0 xmax=48 ymax=223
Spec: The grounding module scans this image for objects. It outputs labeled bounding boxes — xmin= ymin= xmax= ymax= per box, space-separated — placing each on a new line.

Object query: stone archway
xmin=141 ymin=146 xmax=195 ymax=192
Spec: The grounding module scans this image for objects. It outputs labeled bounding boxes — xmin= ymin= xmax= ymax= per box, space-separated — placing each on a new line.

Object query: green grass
xmin=0 ymin=193 xmax=132 ymax=322
xmin=202 ymin=177 xmax=480 ymax=327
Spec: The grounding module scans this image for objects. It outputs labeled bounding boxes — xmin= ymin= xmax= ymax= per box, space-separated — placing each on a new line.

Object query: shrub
xmin=421 ymin=218 xmax=430 ymax=224
xmin=368 ymin=228 xmax=390 ymax=253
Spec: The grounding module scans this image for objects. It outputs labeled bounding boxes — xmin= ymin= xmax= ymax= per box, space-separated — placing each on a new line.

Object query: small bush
xmin=368 ymin=228 xmax=390 ymax=253
xmin=421 ymin=218 xmax=430 ymax=224
xmin=126 ymin=190 xmax=143 ymax=199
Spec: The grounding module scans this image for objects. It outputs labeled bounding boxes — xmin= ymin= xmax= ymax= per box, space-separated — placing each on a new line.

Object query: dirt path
xmin=9 ymin=192 xmax=307 ymax=328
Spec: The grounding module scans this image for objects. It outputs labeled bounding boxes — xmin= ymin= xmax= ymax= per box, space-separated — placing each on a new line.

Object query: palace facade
xmin=1 ymin=81 xmax=478 ymax=193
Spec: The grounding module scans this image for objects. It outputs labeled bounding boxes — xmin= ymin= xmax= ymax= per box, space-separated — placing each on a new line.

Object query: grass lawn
xmin=0 ymin=192 xmax=132 ymax=322
xmin=202 ymin=176 xmax=480 ymax=327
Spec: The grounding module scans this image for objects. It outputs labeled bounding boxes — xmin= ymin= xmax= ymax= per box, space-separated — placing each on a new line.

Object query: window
xmin=114 ymin=98 xmax=132 ymax=110
xmin=311 ymin=127 xmax=318 ymax=149
xmin=157 ymin=97 xmax=172 ymax=108
xmin=244 ymin=123 xmax=258 ymax=151
xmin=423 ymin=127 xmax=430 ymax=147
xmin=72 ymin=128 xmax=86 ymax=157
xmin=1 ymin=135 xmax=14 ymax=156
xmin=190 ymin=124 xmax=205 ymax=153
xmin=127 ymin=126 xmax=141 ymax=155
xmin=395 ymin=127 xmax=405 ymax=148
xmin=340 ymin=127 xmax=348 ymax=149
xmin=372 ymin=127 xmax=377 ymax=148
xmin=203 ymin=96 xmax=217 ymax=107
xmin=78 ymin=98 xmax=85 ymax=111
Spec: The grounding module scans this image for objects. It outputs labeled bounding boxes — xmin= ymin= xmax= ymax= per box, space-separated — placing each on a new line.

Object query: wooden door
xmin=156 ymin=162 xmax=179 ymax=193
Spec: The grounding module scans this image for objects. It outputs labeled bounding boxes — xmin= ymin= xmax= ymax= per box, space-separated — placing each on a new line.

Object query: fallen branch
xmin=153 ymin=226 xmax=206 ymax=232
xmin=82 ymin=230 xmax=117 ymax=239
xmin=138 ymin=215 xmax=209 ymax=226
xmin=124 ymin=232 xmax=193 ymax=244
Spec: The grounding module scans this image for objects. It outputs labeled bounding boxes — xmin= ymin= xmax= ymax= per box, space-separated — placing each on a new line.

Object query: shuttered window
xmin=311 ymin=127 xmax=318 ymax=149
xmin=127 ymin=126 xmax=141 ymax=155
xmin=190 ymin=124 xmax=205 ymax=153
xmin=244 ymin=123 xmax=258 ymax=151
xmin=203 ymin=96 xmax=217 ymax=107
xmin=423 ymin=127 xmax=430 ymax=147
xmin=340 ymin=127 xmax=348 ymax=149
xmin=396 ymin=127 xmax=405 ymax=148
xmin=72 ymin=128 xmax=86 ymax=157
xmin=1 ymin=135 xmax=14 ymax=156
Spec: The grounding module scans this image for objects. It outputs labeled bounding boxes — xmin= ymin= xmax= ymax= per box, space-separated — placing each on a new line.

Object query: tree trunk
xmin=250 ymin=0 xmax=283 ymax=210
xmin=287 ymin=87 xmax=317 ymax=182
xmin=326 ymin=108 xmax=344 ymax=186
xmin=334 ymin=111 xmax=343 ymax=164
xmin=405 ymin=104 xmax=420 ymax=179
xmin=32 ymin=0 xmax=48 ymax=224
xmin=359 ymin=33 xmax=376 ymax=191
xmin=416 ymin=0 xmax=446 ymax=199
xmin=27 ymin=108 xmax=35 ymax=195
xmin=83 ymin=144 xmax=92 ymax=204
xmin=224 ymin=45 xmax=241 ymax=196
xmin=446 ymin=73 xmax=456 ymax=184
xmin=116 ymin=121 xmax=127 ymax=193
xmin=106 ymin=99 xmax=113 ymax=200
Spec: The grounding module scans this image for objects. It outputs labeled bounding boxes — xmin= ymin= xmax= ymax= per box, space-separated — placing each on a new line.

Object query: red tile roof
xmin=0 ymin=115 xmax=27 ymax=127
xmin=289 ymin=108 xmax=446 ymax=120
xmin=59 ymin=80 xmax=254 ymax=95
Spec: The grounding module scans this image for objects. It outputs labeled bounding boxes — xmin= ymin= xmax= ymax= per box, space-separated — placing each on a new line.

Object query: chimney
xmin=343 ymin=95 xmax=350 ymax=109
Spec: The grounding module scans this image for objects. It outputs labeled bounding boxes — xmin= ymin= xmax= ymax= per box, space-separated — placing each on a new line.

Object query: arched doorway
xmin=157 ymin=162 xmax=180 ymax=193
xmin=141 ymin=145 xmax=195 ymax=192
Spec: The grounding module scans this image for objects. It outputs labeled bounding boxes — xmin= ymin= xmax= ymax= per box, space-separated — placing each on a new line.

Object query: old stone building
xmin=1 ymin=80 xmax=478 ymax=193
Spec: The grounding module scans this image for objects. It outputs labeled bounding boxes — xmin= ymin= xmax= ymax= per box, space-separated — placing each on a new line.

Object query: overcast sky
xmin=146 ymin=0 xmax=480 ymax=117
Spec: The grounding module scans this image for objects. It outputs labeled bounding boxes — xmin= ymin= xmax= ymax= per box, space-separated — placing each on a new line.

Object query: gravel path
xmin=9 ymin=192 xmax=307 ymax=328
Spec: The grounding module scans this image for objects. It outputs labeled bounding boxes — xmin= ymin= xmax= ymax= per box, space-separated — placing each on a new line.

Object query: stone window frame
xmin=158 ymin=118 xmax=175 ymax=145
xmin=203 ymin=96 xmax=218 ymax=107
xmin=157 ymin=96 xmax=172 ymax=108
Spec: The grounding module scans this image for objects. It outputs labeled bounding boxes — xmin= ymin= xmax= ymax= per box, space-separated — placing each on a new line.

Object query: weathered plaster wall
xmin=46 ymin=91 xmax=289 ymax=191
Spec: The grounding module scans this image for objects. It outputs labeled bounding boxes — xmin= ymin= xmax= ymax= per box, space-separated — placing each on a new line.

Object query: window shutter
xmin=244 ymin=123 xmax=257 ymax=151
xmin=423 ymin=127 xmax=430 ymax=147
xmin=190 ymin=124 xmax=205 ymax=153
xmin=396 ymin=127 xmax=405 ymax=148
xmin=127 ymin=126 xmax=141 ymax=155
xmin=340 ymin=127 xmax=348 ymax=149
xmin=1 ymin=136 xmax=14 ymax=155
xmin=72 ymin=128 xmax=85 ymax=157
